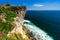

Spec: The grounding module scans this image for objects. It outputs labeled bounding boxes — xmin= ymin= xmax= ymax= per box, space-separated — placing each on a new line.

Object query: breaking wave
xmin=23 ymin=20 xmax=54 ymax=40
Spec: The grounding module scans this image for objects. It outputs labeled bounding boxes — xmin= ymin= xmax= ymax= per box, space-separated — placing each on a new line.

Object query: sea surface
xmin=24 ymin=10 xmax=60 ymax=40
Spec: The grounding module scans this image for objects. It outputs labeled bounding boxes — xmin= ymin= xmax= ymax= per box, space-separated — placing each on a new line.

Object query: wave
xmin=23 ymin=20 xmax=54 ymax=40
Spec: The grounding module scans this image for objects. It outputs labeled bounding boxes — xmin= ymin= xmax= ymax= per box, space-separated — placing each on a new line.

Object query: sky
xmin=0 ymin=0 xmax=60 ymax=10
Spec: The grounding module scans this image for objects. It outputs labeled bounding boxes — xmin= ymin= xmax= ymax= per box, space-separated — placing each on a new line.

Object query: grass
xmin=0 ymin=7 xmax=17 ymax=22
xmin=0 ymin=4 xmax=18 ymax=40
xmin=0 ymin=4 xmax=33 ymax=40
xmin=0 ymin=5 xmax=17 ymax=33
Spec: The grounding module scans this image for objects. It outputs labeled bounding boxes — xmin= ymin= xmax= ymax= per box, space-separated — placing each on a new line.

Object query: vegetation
xmin=0 ymin=4 xmax=34 ymax=40
xmin=0 ymin=6 xmax=17 ymax=22
xmin=0 ymin=19 xmax=13 ymax=33
xmin=7 ymin=33 xmax=27 ymax=40
xmin=0 ymin=4 xmax=17 ymax=40
xmin=0 ymin=4 xmax=17 ymax=32
xmin=5 ymin=3 xmax=11 ymax=6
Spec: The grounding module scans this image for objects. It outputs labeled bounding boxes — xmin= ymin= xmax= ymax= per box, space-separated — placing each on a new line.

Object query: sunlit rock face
xmin=10 ymin=6 xmax=26 ymax=20
xmin=9 ymin=6 xmax=26 ymax=34
xmin=0 ymin=4 xmax=29 ymax=40
xmin=8 ymin=6 xmax=30 ymax=40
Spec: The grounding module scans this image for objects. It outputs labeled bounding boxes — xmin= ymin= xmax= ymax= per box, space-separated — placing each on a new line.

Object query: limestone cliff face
xmin=9 ymin=6 xmax=26 ymax=33
xmin=0 ymin=4 xmax=37 ymax=40
xmin=8 ymin=6 xmax=29 ymax=40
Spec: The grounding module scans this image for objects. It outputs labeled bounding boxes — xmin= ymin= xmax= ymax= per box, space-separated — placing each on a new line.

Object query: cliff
xmin=0 ymin=4 xmax=37 ymax=40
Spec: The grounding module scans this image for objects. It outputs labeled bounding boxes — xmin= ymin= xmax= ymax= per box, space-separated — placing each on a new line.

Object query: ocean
xmin=24 ymin=10 xmax=60 ymax=40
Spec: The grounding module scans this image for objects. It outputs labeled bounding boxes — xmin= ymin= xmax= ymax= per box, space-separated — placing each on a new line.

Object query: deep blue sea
xmin=24 ymin=10 xmax=60 ymax=40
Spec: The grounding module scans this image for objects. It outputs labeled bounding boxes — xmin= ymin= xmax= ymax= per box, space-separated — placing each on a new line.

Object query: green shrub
xmin=0 ymin=4 xmax=17 ymax=40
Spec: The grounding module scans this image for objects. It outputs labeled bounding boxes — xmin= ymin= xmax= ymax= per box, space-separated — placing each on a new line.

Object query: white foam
xmin=23 ymin=20 xmax=54 ymax=40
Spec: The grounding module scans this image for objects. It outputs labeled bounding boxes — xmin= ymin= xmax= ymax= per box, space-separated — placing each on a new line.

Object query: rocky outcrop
xmin=0 ymin=4 xmax=38 ymax=40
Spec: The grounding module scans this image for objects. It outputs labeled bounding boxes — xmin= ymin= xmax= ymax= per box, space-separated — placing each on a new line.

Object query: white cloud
xmin=33 ymin=4 xmax=44 ymax=7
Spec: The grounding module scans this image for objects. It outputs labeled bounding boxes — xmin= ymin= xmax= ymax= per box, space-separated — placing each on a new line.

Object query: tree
xmin=5 ymin=3 xmax=11 ymax=6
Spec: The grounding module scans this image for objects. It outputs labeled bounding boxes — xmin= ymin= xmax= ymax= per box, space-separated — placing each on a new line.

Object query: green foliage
xmin=5 ymin=10 xmax=17 ymax=22
xmin=0 ymin=7 xmax=17 ymax=22
xmin=0 ymin=5 xmax=17 ymax=33
xmin=0 ymin=8 xmax=3 ymax=14
xmin=5 ymin=3 xmax=11 ymax=6
xmin=0 ymin=4 xmax=17 ymax=40
xmin=0 ymin=4 xmax=28 ymax=40
xmin=0 ymin=19 xmax=13 ymax=33
xmin=0 ymin=19 xmax=14 ymax=40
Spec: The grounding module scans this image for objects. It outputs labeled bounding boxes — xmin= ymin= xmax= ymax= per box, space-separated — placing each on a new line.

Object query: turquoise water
xmin=25 ymin=10 xmax=60 ymax=40
xmin=23 ymin=20 xmax=54 ymax=40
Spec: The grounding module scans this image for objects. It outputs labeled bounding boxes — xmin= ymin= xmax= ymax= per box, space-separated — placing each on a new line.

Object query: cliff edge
xmin=0 ymin=4 xmax=37 ymax=40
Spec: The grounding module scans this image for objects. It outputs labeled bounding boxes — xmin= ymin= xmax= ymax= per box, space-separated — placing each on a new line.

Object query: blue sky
xmin=0 ymin=0 xmax=60 ymax=10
